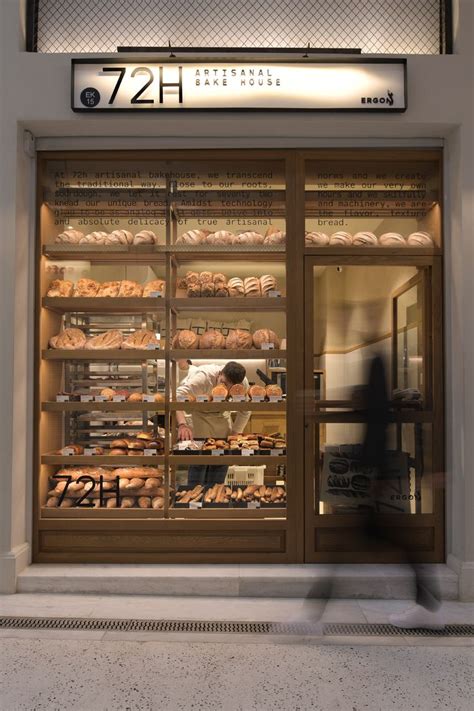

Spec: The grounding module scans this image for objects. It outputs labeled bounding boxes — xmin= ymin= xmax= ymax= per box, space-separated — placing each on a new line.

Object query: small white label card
xmin=268 ymin=290 xmax=281 ymax=298
xmin=250 ymin=395 xmax=264 ymax=402
xmin=62 ymin=448 xmax=75 ymax=456
xmin=241 ymin=448 xmax=254 ymax=456
xmin=112 ymin=395 xmax=126 ymax=402
xmin=56 ymin=395 xmax=70 ymax=402
xmin=189 ymin=501 xmax=203 ymax=509
xmin=261 ymin=343 xmax=275 ymax=350
xmin=247 ymin=501 xmax=261 ymax=509
xmin=197 ymin=395 xmax=209 ymax=402
xmin=143 ymin=394 xmax=155 ymax=402
xmin=269 ymin=395 xmax=283 ymax=402
xmin=146 ymin=343 xmax=161 ymax=350
xmin=84 ymin=448 xmax=96 ymax=455
xmin=144 ymin=448 xmax=157 ymax=456
xmin=212 ymin=396 xmax=226 ymax=402
xmin=231 ymin=396 xmax=246 ymax=402
xmin=211 ymin=449 xmax=225 ymax=456
xmin=148 ymin=291 xmax=163 ymax=298
xmin=94 ymin=395 xmax=107 ymax=402
xmin=80 ymin=395 xmax=93 ymax=402
xmin=271 ymin=449 xmax=285 ymax=456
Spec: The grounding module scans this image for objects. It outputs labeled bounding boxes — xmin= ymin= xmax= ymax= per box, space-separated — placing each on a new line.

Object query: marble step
xmin=17 ymin=563 xmax=458 ymax=599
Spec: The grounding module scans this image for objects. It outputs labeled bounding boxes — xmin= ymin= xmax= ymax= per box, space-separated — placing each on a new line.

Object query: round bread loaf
xmin=329 ymin=231 xmax=352 ymax=246
xmin=127 ymin=392 xmax=143 ymax=402
xmin=80 ymin=231 xmax=108 ymax=244
xmin=55 ymin=229 xmax=84 ymax=244
xmin=50 ymin=328 xmax=87 ymax=350
xmin=176 ymin=229 xmax=207 ymax=244
xmin=122 ymin=329 xmax=160 ymax=350
xmin=248 ymin=384 xmax=266 ymax=399
xmin=233 ymin=231 xmax=264 ymax=245
xmin=118 ymin=280 xmax=143 ymax=297
xmin=252 ymin=328 xmax=281 ymax=349
xmin=260 ymin=274 xmax=277 ymax=295
xmin=154 ymin=392 xmax=165 ymax=402
xmin=229 ymin=383 xmax=247 ymax=399
xmin=204 ymin=230 xmax=235 ymax=245
xmin=143 ymin=279 xmax=165 ymax=296
xmin=106 ymin=230 xmax=134 ymax=245
xmin=379 ymin=232 xmax=406 ymax=246
xmin=199 ymin=329 xmax=226 ymax=349
xmin=85 ymin=330 xmax=123 ymax=350
xmin=187 ymin=285 xmax=201 ymax=297
xmin=47 ymin=279 xmax=74 ymax=297
xmin=263 ymin=231 xmax=286 ymax=244
xmin=100 ymin=387 xmax=116 ymax=400
xmin=244 ymin=277 xmax=261 ymax=296
xmin=73 ymin=278 xmax=100 ymax=297
xmin=266 ymin=384 xmax=283 ymax=397
xmin=211 ymin=384 xmax=228 ymax=399
xmin=226 ymin=329 xmax=253 ymax=349
xmin=353 ymin=231 xmax=378 ymax=246
xmin=305 ymin=231 xmax=329 ymax=246
xmin=172 ymin=329 xmax=200 ymax=349
xmin=185 ymin=271 xmax=199 ymax=286
xmin=134 ymin=230 xmax=157 ymax=245
xmin=407 ymin=231 xmax=433 ymax=246
xmin=227 ymin=277 xmax=245 ymax=297
xmin=96 ymin=281 xmax=121 ymax=297
xmin=199 ymin=271 xmax=213 ymax=283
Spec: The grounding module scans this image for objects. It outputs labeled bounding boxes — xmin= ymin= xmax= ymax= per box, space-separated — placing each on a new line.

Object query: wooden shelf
xmin=170 ymin=297 xmax=286 ymax=312
xmin=42 ymin=297 xmax=166 ymax=313
xmin=304 ymin=246 xmax=440 ymax=257
xmin=170 ymin=245 xmax=286 ymax=262
xmin=41 ymin=455 xmax=165 ymax=465
xmin=41 ymin=508 xmax=165 ymax=519
xmin=43 ymin=244 xmax=167 ymax=262
xmin=168 ymin=508 xmax=286 ymax=519
xmin=42 ymin=349 xmax=165 ymax=361
xmin=169 ymin=455 xmax=286 ymax=465
xmin=169 ymin=401 xmax=285 ymax=412
xmin=170 ymin=349 xmax=286 ymax=360
xmin=42 ymin=401 xmax=165 ymax=412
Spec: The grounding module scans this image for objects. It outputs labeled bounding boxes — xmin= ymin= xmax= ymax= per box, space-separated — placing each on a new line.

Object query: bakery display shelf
xmin=41 ymin=454 xmax=166 ymax=465
xmin=168 ymin=508 xmax=286 ymax=519
xmin=170 ymin=297 xmax=286 ymax=313
xmin=41 ymin=507 xmax=165 ymax=519
xmin=169 ymin=401 xmax=286 ymax=412
xmin=313 ymin=411 xmax=433 ymax=424
xmin=304 ymin=246 xmax=440 ymax=257
xmin=42 ymin=349 xmax=166 ymax=361
xmin=170 ymin=245 xmax=286 ymax=262
xmin=43 ymin=244 xmax=167 ymax=262
xmin=42 ymin=401 xmax=165 ymax=412
xmin=169 ymin=455 xmax=287 ymax=465
xmin=42 ymin=297 xmax=166 ymax=314
xmin=170 ymin=349 xmax=286 ymax=360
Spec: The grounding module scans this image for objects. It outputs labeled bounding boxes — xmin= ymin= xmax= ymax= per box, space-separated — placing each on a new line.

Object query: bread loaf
xmin=248 ymin=384 xmax=266 ymax=399
xmin=252 ymin=328 xmax=280 ymax=349
xmin=244 ymin=277 xmax=261 ymax=297
xmin=233 ymin=231 xmax=264 ymax=245
xmin=260 ymin=274 xmax=277 ymax=295
xmin=407 ymin=231 xmax=433 ymax=246
xmin=227 ymin=277 xmax=244 ymax=297
xmin=185 ymin=271 xmax=200 ymax=286
xmin=172 ymin=330 xmax=199 ymax=349
xmin=85 ymin=330 xmax=123 ymax=350
xmin=154 ymin=392 xmax=165 ymax=403
xmin=55 ymin=229 xmax=84 ymax=244
xmin=225 ymin=329 xmax=253 ymax=349
xmin=201 ymin=283 xmax=215 ymax=297
xmin=47 ymin=280 xmax=74 ymax=297
xmin=80 ymin=231 xmax=108 ymax=244
xmin=49 ymin=328 xmax=87 ymax=350
xmin=305 ymin=231 xmax=329 ymax=246
xmin=133 ymin=230 xmax=157 ymax=245
xmin=329 ymin=231 xmax=352 ymax=245
xmin=96 ymin=281 xmax=121 ymax=297
xmin=263 ymin=231 xmax=285 ymax=244
xmin=118 ymin=280 xmax=143 ymax=297
xmin=379 ymin=232 xmax=406 ymax=246
xmin=353 ymin=231 xmax=378 ymax=246
xmin=229 ymin=383 xmax=247 ymax=399
xmin=266 ymin=384 xmax=283 ymax=397
xmin=110 ymin=448 xmax=128 ymax=456
xmin=122 ymin=329 xmax=160 ymax=350
xmin=127 ymin=392 xmax=143 ymax=402
xmin=105 ymin=230 xmax=134 ymax=245
xmin=152 ymin=496 xmax=164 ymax=509
xmin=211 ymin=384 xmax=228 ymax=400
xmin=213 ymin=273 xmax=227 ymax=284
xmin=100 ymin=387 xmax=116 ymax=400
xmin=199 ymin=271 xmax=213 ymax=283
xmin=143 ymin=279 xmax=165 ymax=296
xmin=73 ymin=278 xmax=100 ymax=297
xmin=120 ymin=497 xmax=135 ymax=508
xmin=176 ymin=229 xmax=207 ymax=244
xmin=204 ymin=230 xmax=234 ymax=245
xmin=199 ymin=330 xmax=226 ymax=349
xmin=138 ymin=496 xmax=151 ymax=508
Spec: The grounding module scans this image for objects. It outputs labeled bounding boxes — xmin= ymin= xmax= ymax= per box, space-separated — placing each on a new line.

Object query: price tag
xmin=144 ymin=448 xmax=157 ymax=456
xmin=211 ymin=449 xmax=224 ymax=456
xmin=261 ymin=343 xmax=275 ymax=350
xmin=247 ymin=501 xmax=261 ymax=509
xmin=143 ymin=394 xmax=155 ymax=402
xmin=250 ymin=395 xmax=264 ymax=402
xmin=268 ymin=290 xmax=281 ymax=298
xmin=197 ymin=395 xmax=209 ymax=402
xmin=269 ymin=395 xmax=283 ymax=402
xmin=94 ymin=395 xmax=107 ymax=402
xmin=112 ymin=395 xmax=126 ymax=402
xmin=189 ymin=500 xmax=202 ymax=509
xmin=271 ymin=449 xmax=284 ymax=456
xmin=177 ymin=395 xmax=188 ymax=403
xmin=276 ymin=480 xmax=286 ymax=486
xmin=241 ymin=448 xmax=254 ymax=456
xmin=231 ymin=396 xmax=246 ymax=402
xmin=148 ymin=291 xmax=163 ymax=298
xmin=146 ymin=343 xmax=161 ymax=350
xmin=80 ymin=395 xmax=93 ymax=402
xmin=56 ymin=395 xmax=70 ymax=402
xmin=62 ymin=448 xmax=74 ymax=456
xmin=212 ymin=396 xmax=226 ymax=402
xmin=84 ymin=448 xmax=96 ymax=456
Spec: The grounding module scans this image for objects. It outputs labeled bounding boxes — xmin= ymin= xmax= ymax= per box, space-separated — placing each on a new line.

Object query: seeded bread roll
xmin=85 ymin=329 xmax=123 ymax=350
xmin=118 ymin=280 xmax=143 ymax=297
xmin=199 ymin=329 xmax=226 ymax=349
xmin=353 ymin=231 xmax=378 ymax=246
xmin=305 ymin=231 xmax=329 ymax=245
xmin=244 ymin=277 xmax=261 ymax=297
xmin=260 ymin=274 xmax=277 ymax=295
xmin=201 ymin=282 xmax=215 ymax=297
xmin=143 ymin=279 xmax=165 ymax=296
xmin=176 ymin=277 xmax=188 ymax=290
xmin=122 ymin=329 xmax=160 ymax=349
xmin=96 ymin=281 xmax=121 ymax=297
xmin=176 ymin=229 xmax=208 ymax=244
xmin=80 ymin=231 xmax=108 ymax=244
xmin=199 ymin=271 xmax=213 ymax=284
xmin=185 ymin=271 xmax=200 ymax=286
xmin=252 ymin=328 xmax=280 ymax=349
xmin=263 ymin=231 xmax=286 ymax=244
xmin=379 ymin=232 xmax=406 ymax=246
xmin=49 ymin=328 xmax=87 ymax=350
xmin=187 ymin=284 xmax=201 ymax=297
xmin=47 ymin=280 xmax=74 ymax=297
xmin=105 ymin=230 xmax=134 ymax=245
xmin=172 ymin=329 xmax=199 ymax=349
xmin=55 ymin=229 xmax=84 ymax=244
xmin=407 ymin=231 xmax=433 ymax=246
xmin=225 ymin=329 xmax=253 ymax=349
xmin=249 ymin=384 xmax=266 ymax=399
xmin=227 ymin=277 xmax=245 ymax=297
xmin=73 ymin=278 xmax=100 ymax=297
xmin=133 ymin=230 xmax=157 ymax=245
xmin=213 ymin=273 xmax=227 ymax=284
xmin=329 ymin=231 xmax=352 ymax=246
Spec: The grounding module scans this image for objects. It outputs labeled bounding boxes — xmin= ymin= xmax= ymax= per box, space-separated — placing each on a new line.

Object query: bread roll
xmin=154 ymin=392 xmax=165 ymax=403
xmin=187 ymin=284 xmax=201 ymax=297
xmin=211 ymin=384 xmax=228 ymax=399
xmin=80 ymin=231 xmax=108 ymax=244
xmin=199 ymin=271 xmax=213 ymax=284
xmin=266 ymin=384 xmax=283 ymax=397
xmin=260 ymin=274 xmax=277 ymax=295
xmin=96 ymin=281 xmax=121 ymax=297
xmin=85 ymin=330 xmax=123 ymax=350
xmin=379 ymin=232 xmax=406 ymax=246
xmin=199 ymin=329 xmax=226 ymax=349
xmin=152 ymin=496 xmax=164 ymax=509
xmin=49 ymin=328 xmax=87 ymax=350
xmin=227 ymin=277 xmax=244 ymax=297
xmin=201 ymin=283 xmax=215 ymax=297
xmin=233 ymin=231 xmax=264 ymax=245
xmin=244 ymin=277 xmax=261 ymax=297
xmin=353 ymin=231 xmax=378 ymax=246
xmin=46 ymin=496 xmax=60 ymax=507
xmin=47 ymin=280 xmax=74 ymax=297
xmin=138 ymin=496 xmax=151 ymax=508
xmin=73 ymin=278 xmax=100 ymax=297
xmin=120 ymin=497 xmax=135 ymax=508
xmin=105 ymin=230 xmax=134 ymax=245
xmin=122 ymin=329 xmax=160 ymax=349
xmin=225 ymin=329 xmax=253 ymax=349
xmin=118 ymin=280 xmax=143 ymax=297
xmin=213 ymin=273 xmax=227 ymax=284
xmin=263 ymin=231 xmax=285 ymax=244
xmin=172 ymin=329 xmax=199 ymax=349
xmin=252 ymin=328 xmax=280 ymax=349
xmin=407 ymin=231 xmax=433 ymax=246
xmin=215 ymin=284 xmax=229 ymax=297
xmin=134 ymin=230 xmax=157 ymax=245
xmin=127 ymin=392 xmax=143 ymax=402
xmin=305 ymin=231 xmax=329 ymax=246
xmin=110 ymin=448 xmax=128 ymax=456
xmin=329 ymin=231 xmax=352 ymax=246
xmin=143 ymin=279 xmax=165 ymax=296
xmin=204 ymin=230 xmax=234 ymax=245
xmin=100 ymin=387 xmax=116 ymax=400
xmin=229 ymin=383 xmax=247 ymax=399
xmin=185 ymin=271 xmax=200 ymax=286
xmin=55 ymin=229 xmax=84 ymax=244
xmin=176 ymin=229 xmax=207 ymax=244
xmin=176 ymin=277 xmax=188 ymax=290
xmin=249 ymin=384 xmax=266 ymax=399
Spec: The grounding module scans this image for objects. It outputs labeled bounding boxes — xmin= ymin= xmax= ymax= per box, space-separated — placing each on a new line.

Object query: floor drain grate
xmin=0 ymin=617 xmax=472 ymax=637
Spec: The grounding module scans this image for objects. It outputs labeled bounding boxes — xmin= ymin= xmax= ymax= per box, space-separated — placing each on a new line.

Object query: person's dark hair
xmin=222 ymin=361 xmax=246 ymax=385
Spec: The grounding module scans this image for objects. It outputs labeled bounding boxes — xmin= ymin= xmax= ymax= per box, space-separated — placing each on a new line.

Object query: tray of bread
xmin=173 ymin=483 xmax=286 ymax=508
xmin=173 ymin=433 xmax=286 ymax=456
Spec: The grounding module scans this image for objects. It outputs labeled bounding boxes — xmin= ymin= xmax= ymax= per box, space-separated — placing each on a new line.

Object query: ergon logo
xmin=361 ymin=90 xmax=394 ymax=106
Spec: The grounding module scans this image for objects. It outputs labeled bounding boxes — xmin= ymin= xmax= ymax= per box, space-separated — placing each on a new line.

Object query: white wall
xmin=1 ymin=0 xmax=473 ymax=596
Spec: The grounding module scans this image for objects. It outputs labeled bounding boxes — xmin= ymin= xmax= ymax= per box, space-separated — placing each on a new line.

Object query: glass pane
xmin=396 ymin=282 xmax=424 ymax=394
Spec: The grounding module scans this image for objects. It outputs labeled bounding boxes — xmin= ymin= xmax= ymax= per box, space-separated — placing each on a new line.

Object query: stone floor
xmin=0 ymin=595 xmax=473 ymax=710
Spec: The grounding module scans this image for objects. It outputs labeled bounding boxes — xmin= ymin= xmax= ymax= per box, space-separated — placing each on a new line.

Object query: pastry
xmin=252 ymin=328 xmax=280 ymax=349
xmin=233 ymin=231 xmax=264 ymax=245
xmin=127 ymin=392 xmax=143 ymax=402
xmin=85 ymin=330 xmax=123 ymax=350
xmin=136 ymin=432 xmax=155 ymax=441
xmin=100 ymin=387 xmax=116 ymax=400
xmin=266 ymin=384 xmax=283 ymax=398
xmin=176 ymin=229 xmax=207 ymax=244
xmin=248 ymin=384 xmax=266 ymax=399
xmin=305 ymin=231 xmax=329 ymax=245
xmin=229 ymin=383 xmax=247 ymax=399
xmin=118 ymin=280 xmax=143 ymax=297
xmin=185 ymin=271 xmax=200 ymax=286
xmin=213 ymin=273 xmax=227 ymax=284
xmin=143 ymin=279 xmax=165 ymax=296
xmin=263 ymin=231 xmax=286 ymax=244
xmin=225 ymin=329 xmax=253 ymax=349
xmin=57 ymin=444 xmax=83 ymax=455
xmin=187 ymin=284 xmax=201 ymax=297
xmin=353 ymin=231 xmax=378 ymax=246
xmin=134 ymin=230 xmax=157 ymax=245
xmin=96 ymin=281 xmax=121 ymax=297
xmin=79 ymin=231 xmax=108 ymax=244
xmin=199 ymin=330 xmax=226 ymax=349
xmin=172 ymin=330 xmax=199 ymax=349
xmin=260 ymin=275 xmax=277 ymax=295
xmin=152 ymin=496 xmax=164 ymax=509
xmin=227 ymin=277 xmax=245 ymax=297
xmin=199 ymin=271 xmax=213 ymax=284
xmin=49 ymin=328 xmax=87 ymax=350
xmin=244 ymin=277 xmax=261 ymax=297
xmin=407 ymin=231 xmax=433 ymax=246
xmin=379 ymin=232 xmax=406 ymax=246
xmin=201 ymin=283 xmax=215 ymax=297
xmin=329 ymin=231 xmax=352 ymax=245
xmin=55 ymin=229 xmax=84 ymax=244
xmin=73 ymin=278 xmax=100 ymax=297
xmin=204 ymin=230 xmax=234 ymax=245
xmin=47 ymin=280 xmax=74 ymax=297
xmin=176 ymin=277 xmax=188 ymax=290
xmin=105 ymin=229 xmax=134 ymax=245
xmin=211 ymin=384 xmax=228 ymax=400
xmin=215 ymin=284 xmax=229 ymax=297
xmin=122 ymin=329 xmax=160 ymax=349
xmin=110 ymin=448 xmax=128 ymax=456
xmin=154 ymin=392 xmax=165 ymax=403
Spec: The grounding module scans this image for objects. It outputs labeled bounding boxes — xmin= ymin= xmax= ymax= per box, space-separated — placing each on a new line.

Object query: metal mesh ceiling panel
xmin=32 ymin=0 xmax=447 ymax=55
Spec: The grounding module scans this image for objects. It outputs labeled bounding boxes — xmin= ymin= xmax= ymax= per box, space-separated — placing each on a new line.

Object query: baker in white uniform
xmin=176 ymin=361 xmax=251 ymax=486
